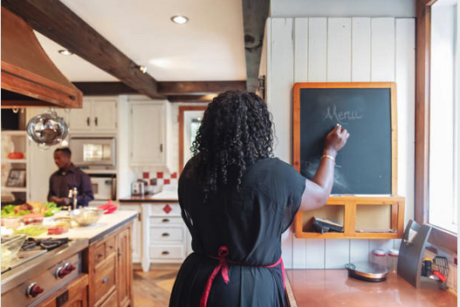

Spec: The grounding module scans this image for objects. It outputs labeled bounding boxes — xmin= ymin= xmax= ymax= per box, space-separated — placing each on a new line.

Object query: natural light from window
xmin=429 ymin=0 xmax=459 ymax=233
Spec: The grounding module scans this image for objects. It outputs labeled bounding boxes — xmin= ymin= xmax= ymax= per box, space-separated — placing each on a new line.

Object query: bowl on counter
xmin=2 ymin=217 xmax=22 ymax=229
xmin=70 ymin=208 xmax=103 ymax=226
xmin=1 ymin=234 xmax=26 ymax=270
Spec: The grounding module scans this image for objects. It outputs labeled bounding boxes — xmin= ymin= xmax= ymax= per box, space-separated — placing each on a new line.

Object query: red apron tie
xmin=199 ymin=246 xmax=285 ymax=307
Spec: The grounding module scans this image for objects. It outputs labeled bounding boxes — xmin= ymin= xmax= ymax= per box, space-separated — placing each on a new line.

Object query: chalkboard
xmin=293 ymin=83 xmax=397 ymax=195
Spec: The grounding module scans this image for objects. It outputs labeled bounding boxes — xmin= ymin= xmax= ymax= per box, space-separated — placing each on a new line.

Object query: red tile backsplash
xmin=164 ymin=179 xmax=171 ymax=185
xmin=157 ymin=172 xmax=164 ymax=179
xmin=171 ymin=172 xmax=178 ymax=179
xmin=143 ymin=172 xmax=149 ymax=179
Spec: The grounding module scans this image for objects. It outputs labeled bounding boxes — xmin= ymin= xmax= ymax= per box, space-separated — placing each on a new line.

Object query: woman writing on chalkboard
xmin=170 ymin=91 xmax=349 ymax=307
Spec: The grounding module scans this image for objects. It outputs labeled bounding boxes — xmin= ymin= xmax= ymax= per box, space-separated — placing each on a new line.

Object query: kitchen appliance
xmin=90 ymin=175 xmax=117 ymax=201
xmin=131 ymin=181 xmax=145 ymax=196
xmin=345 ymin=262 xmax=388 ymax=282
xmin=1 ymin=237 xmax=87 ymax=307
xmin=69 ymin=136 xmax=116 ymax=168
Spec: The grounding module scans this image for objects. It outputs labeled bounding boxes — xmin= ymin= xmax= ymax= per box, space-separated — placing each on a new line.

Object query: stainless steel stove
xmin=1 ymin=238 xmax=88 ymax=307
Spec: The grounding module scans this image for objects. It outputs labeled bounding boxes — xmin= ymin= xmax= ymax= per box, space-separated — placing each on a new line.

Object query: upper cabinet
xmin=68 ymin=97 xmax=118 ymax=133
xmin=129 ymin=100 xmax=170 ymax=167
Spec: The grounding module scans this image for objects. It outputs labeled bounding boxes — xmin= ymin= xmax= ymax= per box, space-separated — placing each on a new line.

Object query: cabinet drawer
xmin=93 ymin=243 xmax=106 ymax=265
xmin=149 ymin=204 xmax=180 ymax=216
xmin=99 ymin=290 xmax=118 ymax=307
xmin=105 ymin=236 xmax=116 ymax=257
xmin=151 ymin=227 xmax=184 ymax=242
xmin=94 ymin=256 xmax=117 ymax=305
xmin=93 ymin=235 xmax=117 ymax=265
xmin=150 ymin=245 xmax=184 ymax=259
xmin=150 ymin=217 xmax=183 ymax=225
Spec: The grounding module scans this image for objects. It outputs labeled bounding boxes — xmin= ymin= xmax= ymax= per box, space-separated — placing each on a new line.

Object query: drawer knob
xmin=162 ymin=233 xmax=170 ymax=237
xmin=162 ymin=218 xmax=170 ymax=223
xmin=162 ymin=251 xmax=170 ymax=255
xmin=102 ymin=276 xmax=109 ymax=284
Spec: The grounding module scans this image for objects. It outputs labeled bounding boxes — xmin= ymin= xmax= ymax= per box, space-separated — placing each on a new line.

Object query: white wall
xmin=265 ymin=17 xmax=415 ymax=268
xmin=270 ymin=0 xmax=415 ymax=18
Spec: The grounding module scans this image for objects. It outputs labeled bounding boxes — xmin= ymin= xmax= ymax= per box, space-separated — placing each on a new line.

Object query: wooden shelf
xmin=1 ymin=130 xmax=27 ymax=136
xmin=2 ymin=186 xmax=27 ymax=192
xmin=294 ymin=195 xmax=405 ymax=239
xmin=2 ymin=159 xmax=27 ymax=163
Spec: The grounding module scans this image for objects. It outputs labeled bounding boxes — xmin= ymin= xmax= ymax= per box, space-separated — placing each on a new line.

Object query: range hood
xmin=1 ymin=7 xmax=82 ymax=109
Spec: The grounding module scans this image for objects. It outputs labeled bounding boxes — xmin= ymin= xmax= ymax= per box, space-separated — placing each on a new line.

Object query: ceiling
xmin=35 ymin=0 xmax=246 ymax=82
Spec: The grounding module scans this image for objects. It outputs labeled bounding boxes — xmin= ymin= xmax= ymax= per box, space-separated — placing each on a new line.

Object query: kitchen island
xmin=1 ymin=210 xmax=137 ymax=307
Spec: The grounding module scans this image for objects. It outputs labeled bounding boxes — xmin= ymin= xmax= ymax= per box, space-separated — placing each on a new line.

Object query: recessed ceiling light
xmin=171 ymin=15 xmax=189 ymax=24
xmin=58 ymin=49 xmax=73 ymax=56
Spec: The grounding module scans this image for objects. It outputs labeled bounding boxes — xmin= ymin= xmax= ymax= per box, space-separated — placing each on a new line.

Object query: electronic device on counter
xmin=131 ymin=181 xmax=145 ymax=196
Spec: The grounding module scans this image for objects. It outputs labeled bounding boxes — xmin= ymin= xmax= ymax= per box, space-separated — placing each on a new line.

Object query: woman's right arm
xmin=299 ymin=124 xmax=349 ymax=211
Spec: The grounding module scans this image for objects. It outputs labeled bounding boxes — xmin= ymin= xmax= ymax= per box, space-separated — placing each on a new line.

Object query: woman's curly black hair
xmin=190 ymin=90 xmax=274 ymax=198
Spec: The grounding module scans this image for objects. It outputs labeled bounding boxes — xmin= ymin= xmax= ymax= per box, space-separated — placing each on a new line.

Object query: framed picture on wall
xmin=6 ymin=169 xmax=26 ymax=187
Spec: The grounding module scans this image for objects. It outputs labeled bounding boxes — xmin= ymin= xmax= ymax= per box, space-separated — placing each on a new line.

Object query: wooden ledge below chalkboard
xmin=294 ymin=195 xmax=405 ymax=240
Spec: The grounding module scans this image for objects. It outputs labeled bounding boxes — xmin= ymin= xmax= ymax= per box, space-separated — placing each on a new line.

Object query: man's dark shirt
xmin=48 ymin=164 xmax=94 ymax=207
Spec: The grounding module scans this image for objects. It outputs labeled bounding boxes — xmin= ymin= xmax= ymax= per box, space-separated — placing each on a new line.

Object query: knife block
xmin=397 ymin=219 xmax=438 ymax=288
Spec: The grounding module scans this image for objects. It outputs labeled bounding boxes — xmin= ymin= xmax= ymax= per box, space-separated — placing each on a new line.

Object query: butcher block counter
xmin=286 ymin=270 xmax=457 ymax=307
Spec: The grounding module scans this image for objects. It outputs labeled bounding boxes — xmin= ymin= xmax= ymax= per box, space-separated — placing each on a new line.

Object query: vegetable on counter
xmin=13 ymin=225 xmax=47 ymax=237
xmin=1 ymin=202 xmax=61 ymax=219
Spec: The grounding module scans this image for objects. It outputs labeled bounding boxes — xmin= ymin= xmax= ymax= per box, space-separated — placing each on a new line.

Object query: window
xmin=416 ymin=0 xmax=458 ymax=252
xmin=429 ymin=0 xmax=459 ymax=233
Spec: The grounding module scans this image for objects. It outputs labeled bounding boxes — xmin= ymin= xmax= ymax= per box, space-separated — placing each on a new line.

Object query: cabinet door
xmin=69 ymin=100 xmax=92 ymax=131
xmin=117 ymin=227 xmax=132 ymax=307
xmin=92 ymin=100 xmax=117 ymax=131
xmin=98 ymin=290 xmax=117 ymax=307
xmin=119 ymin=205 xmax=141 ymax=263
xmin=131 ymin=103 xmax=165 ymax=165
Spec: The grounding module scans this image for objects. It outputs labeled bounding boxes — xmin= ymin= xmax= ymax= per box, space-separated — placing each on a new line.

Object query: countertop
xmin=42 ymin=210 xmax=138 ymax=244
xmin=286 ymin=269 xmax=457 ymax=306
xmin=119 ymin=191 xmax=179 ymax=203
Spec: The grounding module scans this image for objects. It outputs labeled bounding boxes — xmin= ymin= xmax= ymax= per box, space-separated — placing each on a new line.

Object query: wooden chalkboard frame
xmin=292 ymin=82 xmax=400 ymax=239
xmin=293 ymin=82 xmax=398 ymax=194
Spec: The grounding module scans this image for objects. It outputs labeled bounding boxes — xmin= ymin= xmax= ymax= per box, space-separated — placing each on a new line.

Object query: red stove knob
xmin=65 ymin=264 xmax=76 ymax=272
xmin=27 ymin=283 xmax=44 ymax=298
xmin=57 ymin=268 xmax=71 ymax=279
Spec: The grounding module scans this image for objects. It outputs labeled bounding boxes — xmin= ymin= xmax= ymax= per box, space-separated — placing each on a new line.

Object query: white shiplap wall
xmin=266 ymin=17 xmax=415 ymax=269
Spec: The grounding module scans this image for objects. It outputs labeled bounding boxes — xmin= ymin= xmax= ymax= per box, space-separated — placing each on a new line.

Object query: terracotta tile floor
xmin=133 ymin=269 xmax=178 ymax=307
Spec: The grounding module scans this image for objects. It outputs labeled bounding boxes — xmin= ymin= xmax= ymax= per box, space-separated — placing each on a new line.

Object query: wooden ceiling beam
xmin=73 ymin=82 xmax=138 ymax=96
xmin=167 ymin=95 xmax=215 ymax=103
xmin=2 ymin=0 xmax=164 ymax=99
xmin=158 ymin=81 xmax=246 ymax=95
xmin=242 ymin=0 xmax=269 ymax=92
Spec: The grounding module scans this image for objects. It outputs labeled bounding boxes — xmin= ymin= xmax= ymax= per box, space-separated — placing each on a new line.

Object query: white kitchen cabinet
xmin=92 ymin=100 xmax=118 ymax=131
xmin=119 ymin=204 xmax=142 ymax=263
xmin=68 ymin=97 xmax=117 ymax=132
xmin=132 ymin=202 xmax=189 ymax=272
xmin=130 ymin=101 xmax=170 ymax=166
xmin=68 ymin=102 xmax=92 ymax=131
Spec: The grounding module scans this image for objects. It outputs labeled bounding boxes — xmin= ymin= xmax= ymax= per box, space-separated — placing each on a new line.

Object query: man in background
xmin=48 ymin=147 xmax=93 ymax=207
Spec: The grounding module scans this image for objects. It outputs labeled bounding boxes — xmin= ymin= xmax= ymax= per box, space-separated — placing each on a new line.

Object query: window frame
xmin=415 ymin=0 xmax=458 ymax=253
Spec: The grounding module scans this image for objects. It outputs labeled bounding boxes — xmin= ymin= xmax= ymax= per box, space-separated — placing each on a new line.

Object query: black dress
xmin=169 ymin=158 xmax=306 ymax=307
